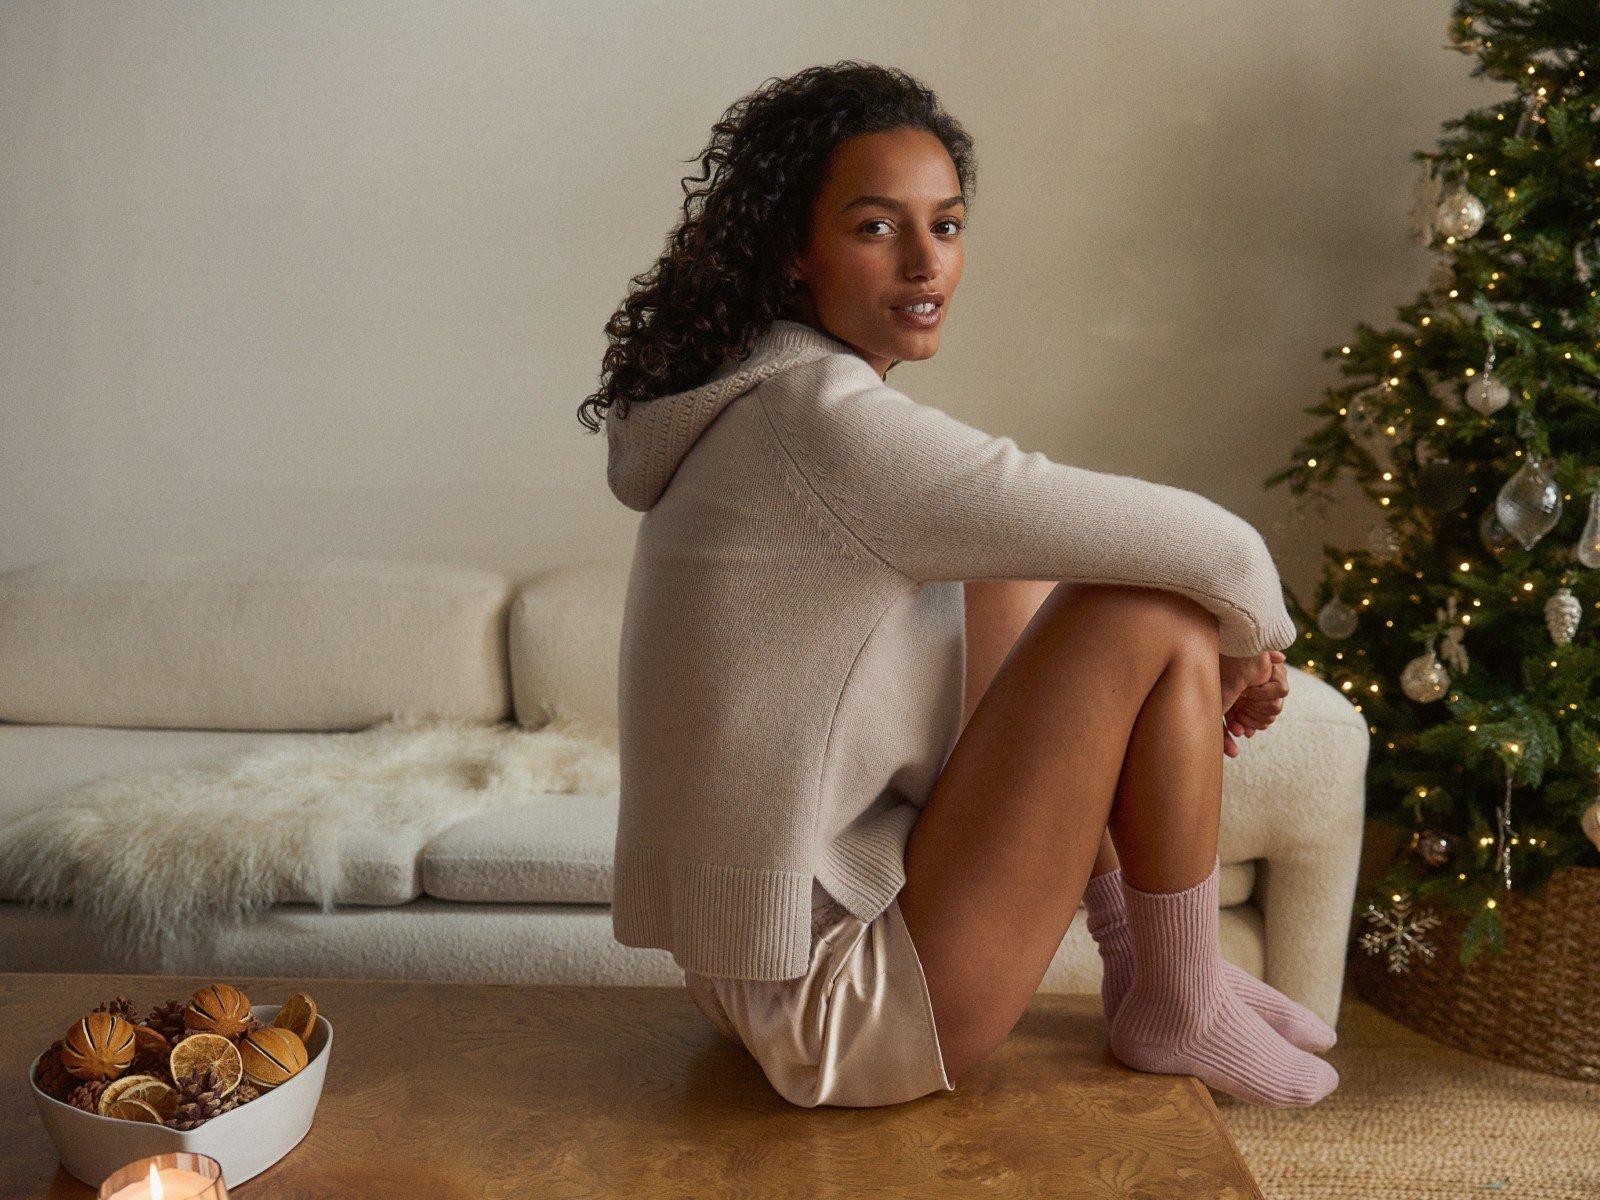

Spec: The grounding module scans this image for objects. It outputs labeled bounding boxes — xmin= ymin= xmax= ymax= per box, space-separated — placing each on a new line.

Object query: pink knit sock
xmin=1083 ymin=866 xmax=1337 ymax=1053
xmin=1107 ymin=860 xmax=1339 ymax=1107
xmin=1083 ymin=869 xmax=1137 ymax=1024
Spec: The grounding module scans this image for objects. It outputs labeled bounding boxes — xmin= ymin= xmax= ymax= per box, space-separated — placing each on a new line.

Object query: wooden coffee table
xmin=2 ymin=971 xmax=1263 ymax=1197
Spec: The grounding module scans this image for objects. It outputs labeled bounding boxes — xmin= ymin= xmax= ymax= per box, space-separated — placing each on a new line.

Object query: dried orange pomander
xmin=184 ymin=983 xmax=253 ymax=1037
xmin=132 ymin=1024 xmax=170 ymax=1060
xmin=60 ymin=1012 xmax=137 ymax=1081
xmin=272 ymin=991 xmax=317 ymax=1042
xmin=239 ymin=1026 xmax=307 ymax=1089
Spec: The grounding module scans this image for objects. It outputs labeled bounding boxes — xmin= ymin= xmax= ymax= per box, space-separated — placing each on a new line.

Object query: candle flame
xmin=150 ymin=1162 xmax=164 ymax=1200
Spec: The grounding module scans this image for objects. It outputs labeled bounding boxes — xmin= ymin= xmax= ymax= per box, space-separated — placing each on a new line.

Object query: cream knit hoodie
xmin=605 ymin=318 xmax=1298 ymax=980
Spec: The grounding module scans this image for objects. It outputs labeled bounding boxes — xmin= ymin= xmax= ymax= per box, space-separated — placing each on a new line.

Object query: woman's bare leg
xmin=898 ymin=581 xmax=1228 ymax=1081
xmin=960 ymin=580 xmax=1121 ymax=880
xmin=951 ymin=582 xmax=1340 ymax=1069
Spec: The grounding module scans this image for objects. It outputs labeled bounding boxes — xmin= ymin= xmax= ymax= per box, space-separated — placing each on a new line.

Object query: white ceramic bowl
xmin=29 ymin=1003 xmax=332 ymax=1189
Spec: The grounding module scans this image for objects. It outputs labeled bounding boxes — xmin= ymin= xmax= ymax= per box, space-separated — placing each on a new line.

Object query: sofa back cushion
xmin=509 ymin=558 xmax=628 ymax=730
xmin=0 ymin=555 xmax=516 ymax=730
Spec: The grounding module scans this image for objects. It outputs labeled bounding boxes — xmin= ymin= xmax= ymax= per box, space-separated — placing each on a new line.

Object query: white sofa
xmin=0 ymin=555 xmax=1369 ymax=1026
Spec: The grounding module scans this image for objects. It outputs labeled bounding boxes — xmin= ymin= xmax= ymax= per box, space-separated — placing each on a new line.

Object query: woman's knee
xmin=1050 ymin=583 xmax=1220 ymax=653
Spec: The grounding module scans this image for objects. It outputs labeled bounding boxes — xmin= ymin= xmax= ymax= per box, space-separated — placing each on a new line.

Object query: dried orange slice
xmin=104 ymin=1075 xmax=179 ymax=1120
xmin=169 ymin=1032 xmax=243 ymax=1096
xmin=102 ymin=1096 xmax=164 ymax=1124
xmin=98 ymin=1073 xmax=160 ymax=1114
xmin=272 ymin=992 xmax=317 ymax=1042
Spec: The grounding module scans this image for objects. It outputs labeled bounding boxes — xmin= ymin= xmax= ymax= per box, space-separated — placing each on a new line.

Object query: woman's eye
xmin=859 ymin=218 xmax=965 ymax=235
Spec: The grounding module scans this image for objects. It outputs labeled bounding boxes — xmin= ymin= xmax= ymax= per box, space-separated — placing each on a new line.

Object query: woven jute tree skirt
xmin=1348 ymin=865 xmax=1600 ymax=1082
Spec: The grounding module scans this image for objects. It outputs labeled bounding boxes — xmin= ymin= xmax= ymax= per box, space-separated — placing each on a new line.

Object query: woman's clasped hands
xmin=1218 ymin=649 xmax=1289 ymax=758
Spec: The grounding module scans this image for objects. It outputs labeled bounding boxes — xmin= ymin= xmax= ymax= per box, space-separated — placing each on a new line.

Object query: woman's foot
xmin=1105 ymin=861 xmax=1339 ymax=1108
xmin=1083 ymin=865 xmax=1337 ymax=1053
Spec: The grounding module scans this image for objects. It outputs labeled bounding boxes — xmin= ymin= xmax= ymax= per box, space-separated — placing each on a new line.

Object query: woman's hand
xmin=1218 ymin=650 xmax=1289 ymax=758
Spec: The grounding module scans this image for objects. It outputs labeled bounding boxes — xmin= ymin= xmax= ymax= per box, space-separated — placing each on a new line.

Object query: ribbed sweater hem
xmin=611 ymin=799 xmax=920 ymax=981
xmin=611 ymin=843 xmax=814 ymax=979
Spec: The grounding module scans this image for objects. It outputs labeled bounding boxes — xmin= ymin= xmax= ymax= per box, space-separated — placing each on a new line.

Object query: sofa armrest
xmin=1217 ymin=666 xmax=1371 ymax=1028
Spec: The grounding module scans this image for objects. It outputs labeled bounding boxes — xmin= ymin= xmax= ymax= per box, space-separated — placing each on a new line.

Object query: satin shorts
xmin=682 ymin=882 xmax=955 ymax=1108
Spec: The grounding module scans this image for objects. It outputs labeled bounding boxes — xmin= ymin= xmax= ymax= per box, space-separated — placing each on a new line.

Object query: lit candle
xmin=98 ymin=1154 xmax=227 ymax=1200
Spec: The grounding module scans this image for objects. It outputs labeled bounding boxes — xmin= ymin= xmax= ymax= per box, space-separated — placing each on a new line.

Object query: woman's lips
xmin=890 ymin=300 xmax=942 ymax=330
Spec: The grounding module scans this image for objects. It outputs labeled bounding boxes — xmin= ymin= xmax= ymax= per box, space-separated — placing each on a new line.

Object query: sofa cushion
xmin=0 ymin=725 xmax=423 ymax=905
xmin=508 ymin=558 xmax=629 ymax=730
xmin=423 ymin=793 xmax=618 ymax=903
xmin=0 ymin=555 xmax=516 ymax=730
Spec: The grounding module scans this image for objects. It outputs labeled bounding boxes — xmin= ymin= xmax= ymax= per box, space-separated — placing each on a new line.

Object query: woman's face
xmin=786 ymin=127 xmax=965 ymax=379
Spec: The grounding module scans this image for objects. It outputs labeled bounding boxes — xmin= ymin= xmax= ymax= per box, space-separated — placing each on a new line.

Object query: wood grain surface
xmin=2 ymin=972 xmax=1262 ymax=1198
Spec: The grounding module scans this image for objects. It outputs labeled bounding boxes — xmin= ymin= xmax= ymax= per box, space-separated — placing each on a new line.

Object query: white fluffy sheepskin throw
xmin=0 ymin=713 xmax=619 ymax=963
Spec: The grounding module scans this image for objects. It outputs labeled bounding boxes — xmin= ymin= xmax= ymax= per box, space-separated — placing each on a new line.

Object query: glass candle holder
xmin=97 ymin=1152 xmax=228 ymax=1200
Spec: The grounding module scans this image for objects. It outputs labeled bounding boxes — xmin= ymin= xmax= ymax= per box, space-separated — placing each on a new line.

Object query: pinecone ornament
xmin=91 ymin=996 xmax=140 ymax=1024
xmin=145 ymin=999 xmax=187 ymax=1045
xmin=1546 ymin=586 xmax=1581 ymax=645
xmin=231 ymin=1081 xmax=262 ymax=1107
xmin=35 ymin=1040 xmax=73 ymax=1100
xmin=171 ymin=1066 xmax=229 ymax=1130
xmin=66 ymin=1079 xmax=108 ymax=1113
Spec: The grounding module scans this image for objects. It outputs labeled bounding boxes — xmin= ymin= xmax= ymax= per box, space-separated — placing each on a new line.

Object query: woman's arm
xmin=760 ymin=372 xmax=1297 ymax=658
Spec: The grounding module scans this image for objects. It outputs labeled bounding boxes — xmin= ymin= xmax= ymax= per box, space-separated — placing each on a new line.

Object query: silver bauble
xmin=1400 ymin=647 xmax=1450 ymax=703
xmin=1435 ymin=188 xmax=1486 ymax=240
xmin=1578 ymin=490 xmax=1600 ymax=570
xmin=1495 ymin=456 xmax=1562 ymax=549
xmin=1464 ymin=373 xmax=1511 ymax=415
xmin=1478 ymin=505 xmax=1517 ymax=558
xmin=1317 ymin=596 xmax=1358 ymax=639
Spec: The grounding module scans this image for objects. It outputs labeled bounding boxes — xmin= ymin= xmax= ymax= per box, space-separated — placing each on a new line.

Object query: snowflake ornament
xmin=1358 ymin=894 xmax=1441 ymax=974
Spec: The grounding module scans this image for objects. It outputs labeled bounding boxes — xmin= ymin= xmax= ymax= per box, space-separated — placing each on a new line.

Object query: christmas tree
xmin=1266 ymin=0 xmax=1600 ymax=966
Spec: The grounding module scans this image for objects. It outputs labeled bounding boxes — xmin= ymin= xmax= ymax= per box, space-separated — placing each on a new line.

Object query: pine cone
xmin=67 ymin=1079 xmax=108 ymax=1113
xmin=130 ymin=1048 xmax=169 ymax=1079
xmin=34 ymin=1040 xmax=74 ymax=1100
xmin=145 ymin=998 xmax=187 ymax=1044
xmin=92 ymin=996 xmax=139 ymax=1024
xmin=170 ymin=1066 xmax=228 ymax=1130
xmin=230 ymin=1081 xmax=262 ymax=1108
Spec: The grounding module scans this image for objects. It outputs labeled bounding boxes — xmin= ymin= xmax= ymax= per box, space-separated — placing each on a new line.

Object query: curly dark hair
xmin=576 ymin=61 xmax=976 ymax=433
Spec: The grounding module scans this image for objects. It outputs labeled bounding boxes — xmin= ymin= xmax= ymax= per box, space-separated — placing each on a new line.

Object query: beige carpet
xmin=1217 ymin=988 xmax=1600 ymax=1199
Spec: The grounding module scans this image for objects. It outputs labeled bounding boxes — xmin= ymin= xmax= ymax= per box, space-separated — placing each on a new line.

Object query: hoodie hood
xmin=605 ymin=318 xmax=862 ymax=512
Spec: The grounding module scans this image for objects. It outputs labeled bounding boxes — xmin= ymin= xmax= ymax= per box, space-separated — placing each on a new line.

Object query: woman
xmin=581 ymin=62 xmax=1339 ymax=1110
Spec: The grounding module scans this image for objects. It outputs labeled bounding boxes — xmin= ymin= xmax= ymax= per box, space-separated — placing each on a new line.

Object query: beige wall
xmin=1 ymin=2 xmax=1497 ymax=597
